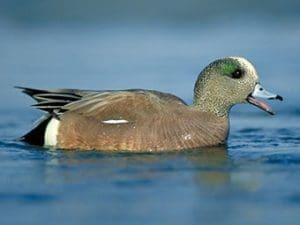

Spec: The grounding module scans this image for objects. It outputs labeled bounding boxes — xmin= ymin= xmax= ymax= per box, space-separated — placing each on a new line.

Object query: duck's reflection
xmin=182 ymin=146 xmax=230 ymax=187
xmin=43 ymin=146 xmax=262 ymax=191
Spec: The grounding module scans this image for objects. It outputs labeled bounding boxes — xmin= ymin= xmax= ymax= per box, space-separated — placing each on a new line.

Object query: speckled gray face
xmin=193 ymin=57 xmax=283 ymax=117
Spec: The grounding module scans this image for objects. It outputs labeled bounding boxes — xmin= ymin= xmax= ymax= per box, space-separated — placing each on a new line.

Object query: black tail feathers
xmin=20 ymin=116 xmax=52 ymax=146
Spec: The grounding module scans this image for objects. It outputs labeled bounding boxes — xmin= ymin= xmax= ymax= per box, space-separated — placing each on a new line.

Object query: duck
xmin=18 ymin=57 xmax=282 ymax=151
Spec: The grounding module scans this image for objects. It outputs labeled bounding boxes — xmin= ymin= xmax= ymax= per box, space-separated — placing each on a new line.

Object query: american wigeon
xmin=18 ymin=57 xmax=282 ymax=151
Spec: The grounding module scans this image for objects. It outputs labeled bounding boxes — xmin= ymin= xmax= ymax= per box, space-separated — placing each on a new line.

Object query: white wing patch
xmin=44 ymin=118 xmax=60 ymax=147
xmin=101 ymin=119 xmax=129 ymax=124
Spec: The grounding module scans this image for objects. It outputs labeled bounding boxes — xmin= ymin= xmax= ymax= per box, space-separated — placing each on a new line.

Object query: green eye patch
xmin=208 ymin=59 xmax=240 ymax=77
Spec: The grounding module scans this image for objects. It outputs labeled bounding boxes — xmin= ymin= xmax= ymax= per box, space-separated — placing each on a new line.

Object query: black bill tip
xmin=268 ymin=94 xmax=283 ymax=101
xmin=276 ymin=95 xmax=283 ymax=101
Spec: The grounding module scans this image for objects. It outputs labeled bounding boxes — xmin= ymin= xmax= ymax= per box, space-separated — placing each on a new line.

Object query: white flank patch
xmin=44 ymin=118 xmax=60 ymax=147
xmin=101 ymin=119 xmax=129 ymax=124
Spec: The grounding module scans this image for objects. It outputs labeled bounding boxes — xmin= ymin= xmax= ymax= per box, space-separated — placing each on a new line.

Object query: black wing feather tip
xmin=17 ymin=86 xmax=86 ymax=114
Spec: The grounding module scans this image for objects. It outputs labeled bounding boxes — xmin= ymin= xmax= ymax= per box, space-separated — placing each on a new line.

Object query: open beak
xmin=247 ymin=83 xmax=283 ymax=115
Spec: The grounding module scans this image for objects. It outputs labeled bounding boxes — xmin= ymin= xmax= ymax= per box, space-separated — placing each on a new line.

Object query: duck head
xmin=193 ymin=57 xmax=283 ymax=117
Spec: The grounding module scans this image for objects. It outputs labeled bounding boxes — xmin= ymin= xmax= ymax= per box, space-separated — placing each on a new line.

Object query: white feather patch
xmin=102 ymin=119 xmax=129 ymax=124
xmin=44 ymin=118 xmax=60 ymax=147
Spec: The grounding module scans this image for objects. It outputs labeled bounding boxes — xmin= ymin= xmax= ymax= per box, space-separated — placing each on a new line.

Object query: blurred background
xmin=0 ymin=0 xmax=299 ymax=112
xmin=1 ymin=2 xmax=300 ymax=225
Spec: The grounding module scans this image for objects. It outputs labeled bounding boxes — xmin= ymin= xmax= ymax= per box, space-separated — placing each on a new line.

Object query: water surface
xmin=0 ymin=16 xmax=300 ymax=225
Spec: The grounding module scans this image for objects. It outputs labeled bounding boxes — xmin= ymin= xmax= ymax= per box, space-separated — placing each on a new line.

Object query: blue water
xmin=1 ymin=13 xmax=300 ymax=225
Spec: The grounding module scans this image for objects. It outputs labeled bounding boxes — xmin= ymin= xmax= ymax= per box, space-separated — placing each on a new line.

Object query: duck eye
xmin=231 ymin=69 xmax=243 ymax=79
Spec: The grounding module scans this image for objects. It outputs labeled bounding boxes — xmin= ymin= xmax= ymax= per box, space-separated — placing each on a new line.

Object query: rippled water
xmin=0 ymin=18 xmax=300 ymax=225
xmin=1 ymin=113 xmax=300 ymax=225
